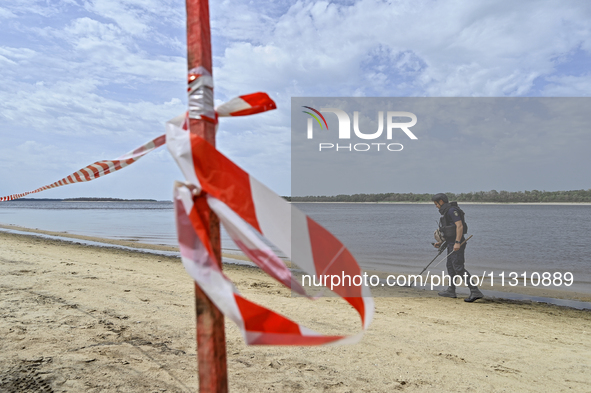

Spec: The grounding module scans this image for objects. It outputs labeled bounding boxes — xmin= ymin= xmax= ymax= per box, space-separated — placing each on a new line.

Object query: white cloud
xmin=0 ymin=6 xmax=16 ymax=18
xmin=0 ymin=55 xmax=17 ymax=66
xmin=211 ymin=0 xmax=275 ymax=43
xmin=0 ymin=78 xmax=185 ymax=139
xmin=541 ymin=74 xmax=591 ymax=96
xmin=0 ymin=12 xmax=186 ymax=144
xmin=2 ymin=0 xmax=591 ymax=199
xmin=214 ymin=0 xmax=591 ymax=98
xmin=0 ymin=46 xmax=37 ymax=61
xmin=83 ymin=0 xmax=185 ymax=36
xmin=37 ymin=17 xmax=186 ymax=83
xmin=1 ymin=0 xmax=76 ymax=17
xmin=207 ymin=0 xmax=591 ymax=196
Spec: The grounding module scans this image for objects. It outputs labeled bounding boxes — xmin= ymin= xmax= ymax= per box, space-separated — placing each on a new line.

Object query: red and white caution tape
xmin=0 ymin=135 xmax=166 ymax=202
xmin=0 ymin=95 xmax=374 ymax=346
xmin=216 ymin=92 xmax=277 ymax=117
xmin=167 ymin=114 xmax=374 ymax=345
xmin=0 ymin=92 xmax=276 ymax=202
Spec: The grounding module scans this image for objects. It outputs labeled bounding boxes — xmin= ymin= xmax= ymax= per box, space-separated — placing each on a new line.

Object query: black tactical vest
xmin=438 ymin=202 xmax=468 ymax=240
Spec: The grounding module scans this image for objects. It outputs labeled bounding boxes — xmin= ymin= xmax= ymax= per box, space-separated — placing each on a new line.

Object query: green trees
xmin=289 ymin=189 xmax=591 ymax=203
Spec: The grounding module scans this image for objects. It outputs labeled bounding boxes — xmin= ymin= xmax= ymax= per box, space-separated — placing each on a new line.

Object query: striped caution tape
xmin=0 ymin=93 xmax=276 ymax=202
xmin=0 ymin=135 xmax=166 ymax=202
xmin=0 ymin=93 xmax=374 ymax=345
xmin=168 ymin=113 xmax=374 ymax=345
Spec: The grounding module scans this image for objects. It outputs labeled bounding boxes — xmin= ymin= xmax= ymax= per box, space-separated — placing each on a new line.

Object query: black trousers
xmin=446 ymin=242 xmax=477 ymax=289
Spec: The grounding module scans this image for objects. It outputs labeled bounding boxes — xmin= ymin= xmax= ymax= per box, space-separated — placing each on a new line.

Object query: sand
xmin=1 ymin=231 xmax=590 ymax=392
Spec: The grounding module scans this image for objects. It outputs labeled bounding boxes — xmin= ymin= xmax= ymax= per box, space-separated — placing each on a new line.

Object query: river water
xmin=1 ymin=200 xmax=589 ymax=295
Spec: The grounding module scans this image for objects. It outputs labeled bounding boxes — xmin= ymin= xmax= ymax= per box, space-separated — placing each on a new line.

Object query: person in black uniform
xmin=432 ymin=193 xmax=484 ymax=302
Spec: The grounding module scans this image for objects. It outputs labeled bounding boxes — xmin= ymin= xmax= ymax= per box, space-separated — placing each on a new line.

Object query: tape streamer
xmin=0 ymin=92 xmax=275 ymax=202
xmin=0 ymin=135 xmax=166 ymax=202
xmin=168 ymin=113 xmax=373 ymax=345
xmin=0 ymin=93 xmax=374 ymax=346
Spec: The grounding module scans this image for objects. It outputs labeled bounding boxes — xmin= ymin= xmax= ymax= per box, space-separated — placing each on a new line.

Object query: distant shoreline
xmin=63 ymin=200 xmax=163 ymax=203
xmin=287 ymin=189 xmax=591 ymax=203
xmin=291 ymin=201 xmax=591 ymax=205
xmin=4 ymin=198 xmax=165 ymax=202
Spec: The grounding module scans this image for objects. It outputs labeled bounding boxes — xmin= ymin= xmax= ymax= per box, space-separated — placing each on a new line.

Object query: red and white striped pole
xmin=185 ymin=0 xmax=228 ymax=392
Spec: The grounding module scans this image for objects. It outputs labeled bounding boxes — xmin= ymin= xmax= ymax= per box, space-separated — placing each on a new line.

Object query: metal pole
xmin=429 ymin=235 xmax=474 ymax=271
xmin=185 ymin=1 xmax=228 ymax=392
xmin=419 ymin=243 xmax=447 ymax=275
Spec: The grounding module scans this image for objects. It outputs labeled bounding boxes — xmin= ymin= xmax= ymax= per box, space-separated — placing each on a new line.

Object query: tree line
xmin=8 ymin=197 xmax=159 ymax=202
xmin=286 ymin=189 xmax=591 ymax=203
xmin=63 ymin=197 xmax=158 ymax=202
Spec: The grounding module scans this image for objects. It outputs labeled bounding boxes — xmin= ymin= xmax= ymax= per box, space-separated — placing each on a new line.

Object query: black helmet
xmin=431 ymin=193 xmax=449 ymax=204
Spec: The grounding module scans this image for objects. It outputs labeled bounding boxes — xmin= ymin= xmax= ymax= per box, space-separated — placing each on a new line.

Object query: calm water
xmin=296 ymin=203 xmax=591 ymax=292
xmin=0 ymin=201 xmax=179 ymax=245
xmin=1 ymin=201 xmax=589 ymax=292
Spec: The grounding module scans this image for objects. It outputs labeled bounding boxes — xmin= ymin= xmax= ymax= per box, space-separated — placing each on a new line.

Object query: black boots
xmin=437 ymin=287 xmax=457 ymax=298
xmin=438 ymin=286 xmax=484 ymax=302
xmin=464 ymin=288 xmax=484 ymax=303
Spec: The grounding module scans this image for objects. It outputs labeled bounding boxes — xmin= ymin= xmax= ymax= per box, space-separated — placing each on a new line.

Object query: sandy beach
xmin=1 ymin=230 xmax=590 ymax=392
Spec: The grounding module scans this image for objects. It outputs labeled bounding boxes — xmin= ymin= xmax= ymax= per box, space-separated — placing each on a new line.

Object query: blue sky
xmin=291 ymin=97 xmax=591 ymax=196
xmin=1 ymin=0 xmax=591 ymax=200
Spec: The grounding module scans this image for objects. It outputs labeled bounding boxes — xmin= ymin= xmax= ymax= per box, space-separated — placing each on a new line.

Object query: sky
xmin=1 ymin=0 xmax=591 ymax=200
xmin=291 ymin=97 xmax=591 ymax=196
